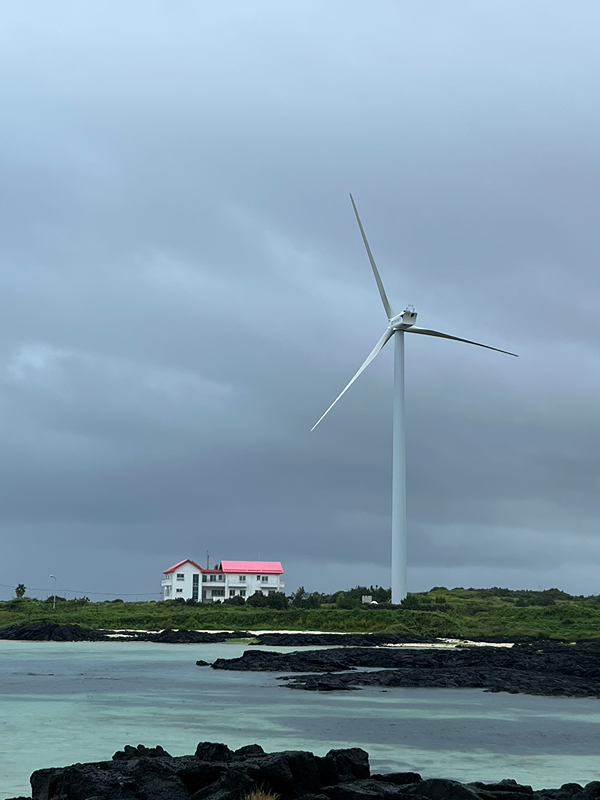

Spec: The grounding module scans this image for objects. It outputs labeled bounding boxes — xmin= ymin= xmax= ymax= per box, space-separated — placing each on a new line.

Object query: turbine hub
xmin=391 ymin=306 xmax=417 ymax=329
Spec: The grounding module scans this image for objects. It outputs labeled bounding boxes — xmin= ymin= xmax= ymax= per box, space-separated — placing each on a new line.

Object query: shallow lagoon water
xmin=1 ymin=640 xmax=599 ymax=797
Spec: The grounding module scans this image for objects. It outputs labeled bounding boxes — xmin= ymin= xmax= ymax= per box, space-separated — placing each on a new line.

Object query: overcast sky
xmin=1 ymin=1 xmax=600 ymax=601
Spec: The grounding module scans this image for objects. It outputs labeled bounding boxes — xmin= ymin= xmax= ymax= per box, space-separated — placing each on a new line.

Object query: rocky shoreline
xmin=0 ymin=621 xmax=432 ymax=645
xmin=210 ymin=641 xmax=600 ymax=698
xmin=0 ymin=621 xmax=256 ymax=643
xmin=5 ymin=621 xmax=600 ymax=698
xmin=7 ymin=740 xmax=600 ymax=800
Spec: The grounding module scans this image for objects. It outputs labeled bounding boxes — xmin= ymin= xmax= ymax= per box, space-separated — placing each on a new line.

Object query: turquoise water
xmin=1 ymin=640 xmax=599 ymax=797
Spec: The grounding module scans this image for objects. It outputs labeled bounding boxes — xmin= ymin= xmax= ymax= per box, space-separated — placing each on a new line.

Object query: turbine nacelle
xmin=390 ymin=306 xmax=417 ymax=329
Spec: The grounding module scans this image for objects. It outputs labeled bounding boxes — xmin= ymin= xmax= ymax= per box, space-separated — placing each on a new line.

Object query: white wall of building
xmin=161 ymin=560 xmax=202 ymax=601
xmin=162 ymin=562 xmax=284 ymax=603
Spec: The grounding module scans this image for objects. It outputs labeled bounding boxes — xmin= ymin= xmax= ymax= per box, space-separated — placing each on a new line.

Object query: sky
xmin=1 ymin=1 xmax=600 ymax=601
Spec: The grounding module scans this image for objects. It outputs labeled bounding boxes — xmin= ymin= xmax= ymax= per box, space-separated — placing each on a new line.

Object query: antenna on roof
xmin=206 ymin=550 xmax=209 ymax=570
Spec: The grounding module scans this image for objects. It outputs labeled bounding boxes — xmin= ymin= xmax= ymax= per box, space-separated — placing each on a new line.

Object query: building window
xmin=239 ymin=575 xmax=246 ymax=582
xmin=202 ymin=575 xmax=207 ymax=582
xmin=209 ymin=575 xmax=216 ymax=582
xmin=229 ymin=589 xmax=236 ymax=597
xmin=212 ymin=589 xmax=225 ymax=597
xmin=176 ymin=573 xmax=185 ymax=581
xmin=240 ymin=590 xmax=246 ymax=597
xmin=261 ymin=576 xmax=269 ymax=583
xmin=176 ymin=588 xmax=183 ymax=593
xmin=192 ymin=574 xmax=199 ymax=601
xmin=217 ymin=574 xmax=224 ymax=581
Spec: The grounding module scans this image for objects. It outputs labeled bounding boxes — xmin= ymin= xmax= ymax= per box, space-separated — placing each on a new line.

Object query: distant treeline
xmin=2 ymin=586 xmax=600 ymax=640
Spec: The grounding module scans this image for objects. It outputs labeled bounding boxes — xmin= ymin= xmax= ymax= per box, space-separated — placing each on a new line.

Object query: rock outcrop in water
xmin=211 ymin=641 xmax=600 ymax=698
xmin=13 ymin=741 xmax=600 ymax=800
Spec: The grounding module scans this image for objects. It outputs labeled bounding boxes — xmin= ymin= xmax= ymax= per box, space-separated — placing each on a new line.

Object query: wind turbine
xmin=312 ymin=195 xmax=518 ymax=604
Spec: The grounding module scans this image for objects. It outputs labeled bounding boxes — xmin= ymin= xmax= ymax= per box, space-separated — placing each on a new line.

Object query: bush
xmin=335 ymin=592 xmax=358 ymax=609
xmin=246 ymin=591 xmax=269 ymax=608
xmin=266 ymin=592 xmax=288 ymax=610
xmin=224 ymin=595 xmax=246 ymax=606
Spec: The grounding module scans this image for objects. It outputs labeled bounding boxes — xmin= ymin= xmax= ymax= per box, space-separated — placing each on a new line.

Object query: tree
xmin=246 ymin=590 xmax=269 ymax=608
xmin=266 ymin=592 xmax=288 ymax=610
xmin=15 ymin=583 xmax=26 ymax=599
xmin=289 ymin=587 xmax=320 ymax=608
xmin=290 ymin=586 xmax=308 ymax=607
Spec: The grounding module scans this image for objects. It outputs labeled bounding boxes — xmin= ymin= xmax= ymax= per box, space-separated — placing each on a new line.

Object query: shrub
xmin=266 ymin=592 xmax=288 ymax=610
xmin=246 ymin=591 xmax=269 ymax=608
xmin=224 ymin=595 xmax=246 ymax=606
xmin=335 ymin=592 xmax=358 ymax=609
xmin=245 ymin=789 xmax=279 ymax=800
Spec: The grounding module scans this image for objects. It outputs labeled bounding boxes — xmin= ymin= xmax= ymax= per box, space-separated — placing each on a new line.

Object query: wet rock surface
xmin=22 ymin=742 xmax=600 ymax=800
xmin=211 ymin=641 xmax=600 ymax=698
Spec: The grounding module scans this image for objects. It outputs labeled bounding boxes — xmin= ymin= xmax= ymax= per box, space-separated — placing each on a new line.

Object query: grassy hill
xmin=2 ymin=587 xmax=600 ymax=640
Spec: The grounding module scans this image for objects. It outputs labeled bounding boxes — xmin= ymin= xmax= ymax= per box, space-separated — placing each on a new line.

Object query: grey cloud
xmin=1 ymin=1 xmax=600 ymax=599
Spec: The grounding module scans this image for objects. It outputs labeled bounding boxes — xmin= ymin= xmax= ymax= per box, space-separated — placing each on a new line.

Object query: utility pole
xmin=50 ymin=575 xmax=57 ymax=611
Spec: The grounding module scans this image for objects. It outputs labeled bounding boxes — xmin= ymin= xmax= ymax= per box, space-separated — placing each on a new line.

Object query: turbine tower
xmin=312 ymin=195 xmax=518 ymax=604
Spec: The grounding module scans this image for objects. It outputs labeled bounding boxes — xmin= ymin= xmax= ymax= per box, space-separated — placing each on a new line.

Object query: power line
xmin=0 ymin=581 xmax=159 ymax=597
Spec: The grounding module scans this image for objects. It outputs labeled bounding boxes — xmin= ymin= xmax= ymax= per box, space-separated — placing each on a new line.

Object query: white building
xmin=161 ymin=559 xmax=285 ymax=602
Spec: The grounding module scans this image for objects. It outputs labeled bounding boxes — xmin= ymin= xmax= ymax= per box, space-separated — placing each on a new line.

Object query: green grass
xmin=2 ymin=588 xmax=600 ymax=640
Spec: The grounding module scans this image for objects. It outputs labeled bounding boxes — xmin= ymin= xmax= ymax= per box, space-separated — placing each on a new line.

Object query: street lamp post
xmin=50 ymin=575 xmax=57 ymax=611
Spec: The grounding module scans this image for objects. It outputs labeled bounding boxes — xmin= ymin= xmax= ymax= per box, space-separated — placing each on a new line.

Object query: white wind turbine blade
xmin=311 ymin=328 xmax=394 ymax=431
xmin=349 ymin=193 xmax=395 ymax=321
xmin=407 ymin=327 xmax=518 ymax=357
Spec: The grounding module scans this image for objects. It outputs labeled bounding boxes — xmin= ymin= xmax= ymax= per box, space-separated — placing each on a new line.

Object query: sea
xmin=1 ymin=640 xmax=599 ymax=798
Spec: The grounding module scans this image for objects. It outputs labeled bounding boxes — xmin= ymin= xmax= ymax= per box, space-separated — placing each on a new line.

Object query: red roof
xmin=163 ymin=559 xmax=203 ymax=574
xmin=220 ymin=560 xmax=283 ymax=574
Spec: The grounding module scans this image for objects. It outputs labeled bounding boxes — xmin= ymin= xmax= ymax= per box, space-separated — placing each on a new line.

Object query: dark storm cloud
xmin=1 ymin=1 xmax=600 ymax=599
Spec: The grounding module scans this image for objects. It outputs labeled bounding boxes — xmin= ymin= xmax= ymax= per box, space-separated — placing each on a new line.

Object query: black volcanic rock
xmin=196 ymin=742 xmax=234 ymax=762
xmin=0 ymin=621 xmax=107 ymax=642
xmin=27 ymin=742 xmax=600 ymax=800
xmin=29 ymin=743 xmax=371 ymax=800
xmin=372 ymin=773 xmax=423 ymax=786
xmin=253 ymin=633 xmax=431 ymax=647
xmin=134 ymin=629 xmax=254 ymax=644
xmin=113 ymin=744 xmax=172 ymax=759
xmin=212 ymin=648 xmax=358 ymax=673
xmin=211 ymin=642 xmax=600 ymax=698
